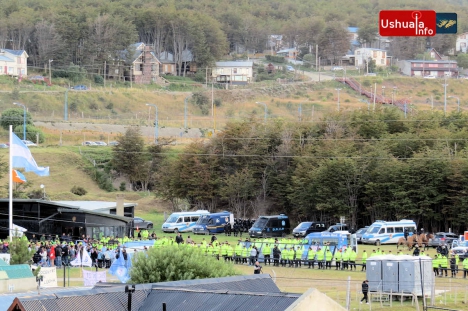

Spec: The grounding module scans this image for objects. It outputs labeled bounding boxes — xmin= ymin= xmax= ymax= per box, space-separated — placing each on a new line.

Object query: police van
xmin=192 ymin=211 xmax=234 ymax=235
xmin=161 ymin=210 xmax=210 ymax=233
xmin=249 ymin=214 xmax=291 ymax=238
xmin=361 ymin=219 xmax=416 ymax=245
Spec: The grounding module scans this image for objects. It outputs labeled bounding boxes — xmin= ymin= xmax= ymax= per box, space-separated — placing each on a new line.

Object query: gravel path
xmin=36 ymin=121 xmax=203 ymax=138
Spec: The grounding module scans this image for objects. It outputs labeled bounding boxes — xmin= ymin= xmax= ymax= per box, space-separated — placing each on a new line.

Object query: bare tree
xmin=34 ymin=20 xmax=62 ymax=67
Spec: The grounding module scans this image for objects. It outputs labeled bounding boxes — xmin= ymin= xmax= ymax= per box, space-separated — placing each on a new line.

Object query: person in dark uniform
xmin=413 ymin=245 xmax=420 ymax=256
xmin=272 ymin=245 xmax=281 ymax=266
xmin=360 ymin=280 xmax=369 ymax=304
xmin=450 ymin=255 xmax=457 ymax=278
xmin=404 ymin=228 xmax=409 ymax=241
xmin=253 ymin=261 xmax=262 ymax=274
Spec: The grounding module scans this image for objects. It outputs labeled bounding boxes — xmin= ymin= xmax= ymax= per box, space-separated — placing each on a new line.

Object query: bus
xmin=192 ymin=211 xmax=234 ymax=235
xmin=361 ymin=219 xmax=416 ymax=245
xmin=161 ymin=210 xmax=210 ymax=233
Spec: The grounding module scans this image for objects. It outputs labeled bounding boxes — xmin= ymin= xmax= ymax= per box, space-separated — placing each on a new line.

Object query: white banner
xmin=0 ymin=254 xmax=11 ymax=264
xmin=83 ymin=269 xmax=107 ymax=287
xmin=38 ymin=267 xmax=57 ymax=288
xmin=70 ymin=250 xmax=93 ymax=267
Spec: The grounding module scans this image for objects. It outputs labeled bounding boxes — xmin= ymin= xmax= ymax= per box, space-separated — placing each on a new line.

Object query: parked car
xmin=94 ymin=141 xmax=108 ymax=146
xmin=29 ymin=75 xmax=45 ymax=81
xmin=325 ymin=223 xmax=348 ymax=233
xmin=424 ymin=75 xmax=436 ymax=79
xmin=331 ymin=66 xmax=344 ymax=71
xmin=292 ymin=221 xmax=327 ymax=237
xmin=0 ymin=143 xmax=8 ymax=148
xmin=82 ymin=141 xmax=97 ymax=146
xmin=22 ymin=140 xmax=37 ymax=147
xmin=133 ymin=217 xmax=153 ymax=229
xmin=286 ymin=65 xmax=295 ymax=72
xmin=451 ymin=241 xmax=468 ymax=260
xmin=356 ymin=226 xmax=369 ymax=244
xmin=73 ymin=85 xmax=88 ymax=90
xmin=108 ymin=141 xmax=119 ymax=146
xmin=428 ymin=232 xmax=459 ymax=248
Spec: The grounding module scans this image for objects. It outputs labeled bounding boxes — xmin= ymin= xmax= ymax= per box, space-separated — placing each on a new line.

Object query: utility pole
xmin=442 ymin=77 xmax=448 ymax=115
xmin=103 ymin=61 xmax=106 ymax=87
xmin=211 ymin=82 xmax=214 ymax=116
xmin=64 ymin=90 xmax=68 ymax=121
xmin=48 ymin=59 xmax=53 ymax=85
xmin=315 ymin=44 xmax=318 ymax=71
xmin=335 ymin=88 xmax=342 ymax=111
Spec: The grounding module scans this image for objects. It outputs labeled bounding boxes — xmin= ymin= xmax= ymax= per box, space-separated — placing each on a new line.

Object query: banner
xmin=70 ymin=249 xmax=93 ymax=267
xmin=83 ymin=269 xmax=107 ymax=287
xmin=38 ymin=267 xmax=57 ymax=288
xmin=0 ymin=254 xmax=10 ymax=264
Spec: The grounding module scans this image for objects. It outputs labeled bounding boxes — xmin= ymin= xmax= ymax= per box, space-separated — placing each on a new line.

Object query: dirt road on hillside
xmin=35 ymin=121 xmax=204 ymax=138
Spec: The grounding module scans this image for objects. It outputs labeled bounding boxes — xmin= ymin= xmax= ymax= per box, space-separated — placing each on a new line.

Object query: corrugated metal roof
xmin=215 ymin=61 xmax=253 ymax=67
xmin=138 ymin=289 xmax=299 ymax=311
xmin=15 ymin=289 xmax=149 ymax=311
xmin=0 ymin=264 xmax=34 ymax=279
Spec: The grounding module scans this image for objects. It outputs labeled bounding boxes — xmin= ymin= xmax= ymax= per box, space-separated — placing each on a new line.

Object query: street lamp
xmin=145 ymin=103 xmax=158 ymax=144
xmin=48 ymin=59 xmax=53 ymax=85
xmin=442 ymin=79 xmax=448 ymax=115
xmin=335 ymin=88 xmax=342 ymax=111
xmin=255 ymin=102 xmax=267 ymax=123
xmin=392 ymin=87 xmax=397 ymax=105
xmin=449 ymin=95 xmax=460 ymax=113
xmin=184 ymin=95 xmax=191 ymax=130
xmin=13 ymin=102 xmax=26 ymax=140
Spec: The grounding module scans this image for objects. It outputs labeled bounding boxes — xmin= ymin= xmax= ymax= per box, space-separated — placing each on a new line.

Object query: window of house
xmin=8 ymin=67 xmax=13 ymax=74
xmin=115 ymin=69 xmax=119 ymax=74
xmin=233 ymin=68 xmax=237 ymax=74
xmin=428 ymin=64 xmax=437 ymax=68
xmin=139 ymin=64 xmax=144 ymax=72
xmin=17 ymin=57 xmax=21 ymax=64
xmin=373 ymin=51 xmax=377 ymax=58
xmin=17 ymin=68 xmax=21 ymax=75
xmin=381 ymin=59 xmax=384 ymax=65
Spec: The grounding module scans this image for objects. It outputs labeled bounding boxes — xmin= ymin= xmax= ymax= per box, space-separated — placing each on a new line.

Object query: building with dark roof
xmin=0 ymin=199 xmax=134 ymax=240
xmin=7 ymin=274 xmax=347 ymax=311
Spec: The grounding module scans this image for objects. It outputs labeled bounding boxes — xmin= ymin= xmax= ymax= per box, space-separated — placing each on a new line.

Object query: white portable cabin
xmin=366 ymin=255 xmax=434 ymax=296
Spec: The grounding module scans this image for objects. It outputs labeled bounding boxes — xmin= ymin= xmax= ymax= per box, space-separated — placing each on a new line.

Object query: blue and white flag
xmin=11 ymin=133 xmax=49 ymax=176
xmin=109 ymin=249 xmax=130 ymax=283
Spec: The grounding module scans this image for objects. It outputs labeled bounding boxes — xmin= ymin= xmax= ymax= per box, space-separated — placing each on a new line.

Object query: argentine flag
xmin=11 ymin=133 xmax=49 ymax=176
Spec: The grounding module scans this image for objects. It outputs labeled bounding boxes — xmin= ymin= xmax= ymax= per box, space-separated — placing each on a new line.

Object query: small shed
xmin=366 ymin=255 xmax=434 ymax=296
xmin=266 ymin=63 xmax=276 ymax=74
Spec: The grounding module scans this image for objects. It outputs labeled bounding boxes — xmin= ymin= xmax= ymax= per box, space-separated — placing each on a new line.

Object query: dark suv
xmin=292 ymin=222 xmax=327 ymax=237
xmin=428 ymin=232 xmax=458 ymax=248
xmin=326 ymin=223 xmax=349 ymax=232
xmin=133 ymin=217 xmax=153 ymax=229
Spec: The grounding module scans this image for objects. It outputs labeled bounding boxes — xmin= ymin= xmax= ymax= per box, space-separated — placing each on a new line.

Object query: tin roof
xmin=0 ymin=264 xmax=34 ymax=279
xmin=215 ymin=61 xmax=253 ymax=67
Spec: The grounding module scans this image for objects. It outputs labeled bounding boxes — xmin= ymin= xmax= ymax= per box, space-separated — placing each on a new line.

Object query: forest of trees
xmin=0 ymin=0 xmax=466 ymax=74
xmin=113 ymin=108 xmax=468 ymax=234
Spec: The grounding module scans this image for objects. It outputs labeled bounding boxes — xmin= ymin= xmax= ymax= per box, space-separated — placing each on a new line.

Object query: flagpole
xmin=9 ymin=125 xmax=13 ymax=242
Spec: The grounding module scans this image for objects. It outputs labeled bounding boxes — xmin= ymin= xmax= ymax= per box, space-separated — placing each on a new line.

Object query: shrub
xmin=89 ymin=102 xmax=98 ymax=110
xmin=71 ymin=186 xmax=87 ymax=196
xmin=94 ymin=75 xmax=104 ymax=84
xmin=191 ymin=92 xmax=210 ymax=115
xmin=14 ymin=124 xmax=45 ymax=143
xmin=130 ymin=246 xmax=239 ymax=283
xmin=120 ymin=182 xmax=126 ymax=191
xmin=214 ymin=98 xmax=222 ymax=107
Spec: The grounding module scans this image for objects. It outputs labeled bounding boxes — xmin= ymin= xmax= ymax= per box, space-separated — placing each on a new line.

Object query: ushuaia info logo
xmin=379 ymin=10 xmax=436 ymax=36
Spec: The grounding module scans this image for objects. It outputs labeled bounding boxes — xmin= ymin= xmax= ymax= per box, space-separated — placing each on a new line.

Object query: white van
xmin=361 ymin=219 xmax=416 ymax=245
xmin=161 ymin=210 xmax=210 ymax=233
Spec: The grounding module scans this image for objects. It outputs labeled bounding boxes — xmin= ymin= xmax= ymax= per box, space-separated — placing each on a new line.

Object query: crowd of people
xmin=2 ymin=231 xmax=467 ymax=279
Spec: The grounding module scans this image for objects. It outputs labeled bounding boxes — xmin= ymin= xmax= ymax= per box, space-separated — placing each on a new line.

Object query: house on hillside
xmin=0 ymin=49 xmax=28 ymax=77
xmin=354 ymin=48 xmax=391 ymax=67
xmin=158 ymin=50 xmax=196 ymax=76
xmin=276 ymin=48 xmax=298 ymax=59
xmin=267 ymin=35 xmax=284 ymax=52
xmin=107 ymin=43 xmax=161 ymax=84
xmin=347 ymin=27 xmax=360 ymax=53
xmin=212 ymin=61 xmax=253 ymax=85
xmin=398 ymin=59 xmax=458 ymax=77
